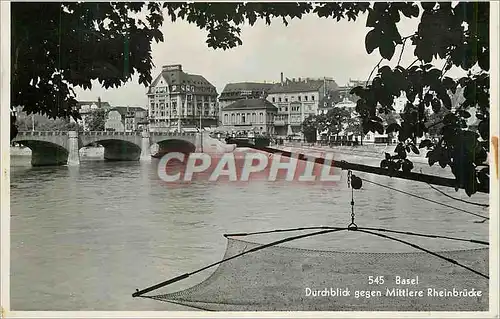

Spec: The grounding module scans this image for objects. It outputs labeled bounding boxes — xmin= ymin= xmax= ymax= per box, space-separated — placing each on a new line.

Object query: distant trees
xmin=344 ymin=113 xmax=364 ymax=145
xmin=380 ymin=112 xmax=398 ymax=142
xmin=301 ymin=115 xmax=318 ymax=143
xmin=301 ymin=107 xmax=352 ymax=143
xmin=87 ymin=109 xmax=107 ymax=131
xmin=14 ymin=109 xmax=83 ymax=131
xmin=317 ymin=107 xmax=352 ymax=142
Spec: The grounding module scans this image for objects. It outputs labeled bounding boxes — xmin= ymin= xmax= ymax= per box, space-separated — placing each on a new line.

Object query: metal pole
xmin=177 ymin=94 xmax=182 ymax=133
xmin=32 ymin=114 xmax=35 ymax=132
xmin=200 ymin=98 xmax=203 ymax=153
xmin=225 ymin=138 xmax=489 ymax=194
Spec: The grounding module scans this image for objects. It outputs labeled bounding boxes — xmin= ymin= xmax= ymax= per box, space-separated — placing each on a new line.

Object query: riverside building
xmin=147 ymin=64 xmax=219 ymax=132
xmin=266 ymin=73 xmax=339 ymax=139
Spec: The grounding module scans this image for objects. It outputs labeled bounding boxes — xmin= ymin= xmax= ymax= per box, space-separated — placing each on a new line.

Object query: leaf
xmin=478 ymin=48 xmax=489 ymax=71
xmin=386 ymin=122 xmax=401 ymax=134
xmin=431 ymin=98 xmax=441 ymax=113
xmin=458 ymin=110 xmax=471 ymax=118
xmin=440 ymin=92 xmax=452 ymax=109
xmin=427 ymin=150 xmax=438 ymax=166
xmin=419 ymin=139 xmax=433 ymax=149
xmin=373 ymin=121 xmax=384 ymax=134
xmin=421 ymin=2 xmax=436 ymax=11
xmin=442 ymin=77 xmax=456 ymax=91
xmin=380 ymin=159 xmax=389 ymax=168
xmin=478 ymin=120 xmax=489 ymax=140
xmin=438 ymin=151 xmax=449 ymax=168
xmin=365 ymin=29 xmax=379 ymax=54
xmin=379 ymin=37 xmax=395 ymax=60
xmin=397 ymin=144 xmax=407 ymax=159
xmin=402 ymin=159 xmax=414 ymax=172
xmin=410 ymin=4 xmax=419 ymax=17
xmin=410 ymin=144 xmax=420 ymax=154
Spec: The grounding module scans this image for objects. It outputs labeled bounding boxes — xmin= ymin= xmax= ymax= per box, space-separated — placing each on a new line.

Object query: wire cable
xmin=356 ymin=229 xmax=488 ymax=279
xmin=224 ymin=226 xmax=488 ymax=246
xmin=427 ymin=183 xmax=489 ymax=207
xmin=360 ymin=178 xmax=489 ymax=220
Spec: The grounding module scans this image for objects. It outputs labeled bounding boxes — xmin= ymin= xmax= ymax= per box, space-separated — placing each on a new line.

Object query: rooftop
xmin=109 ymin=106 xmax=147 ymax=116
xmin=268 ymin=78 xmax=339 ymax=94
xmin=224 ymin=99 xmax=278 ymax=111
xmin=76 ymin=100 xmax=111 ymax=110
xmin=221 ymin=82 xmax=275 ymax=93
xmin=148 ymin=64 xmax=216 ymax=95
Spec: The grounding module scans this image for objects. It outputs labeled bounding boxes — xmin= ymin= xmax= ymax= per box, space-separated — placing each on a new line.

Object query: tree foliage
xmin=11 ymin=2 xmax=164 ymax=137
xmin=301 ymin=115 xmax=318 ymax=143
xmin=14 ymin=110 xmax=82 ymax=132
xmin=302 ymin=107 xmax=352 ymax=142
xmin=87 ymin=109 xmax=107 ymax=131
xmin=317 ymin=107 xmax=352 ymax=141
xmin=11 ymin=2 xmax=490 ymax=194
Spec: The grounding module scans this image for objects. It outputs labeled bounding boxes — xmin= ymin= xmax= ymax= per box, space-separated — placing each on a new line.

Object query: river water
xmin=9 ymin=149 xmax=489 ymax=311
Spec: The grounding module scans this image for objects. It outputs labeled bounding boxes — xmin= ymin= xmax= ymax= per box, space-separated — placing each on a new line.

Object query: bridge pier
xmin=67 ymin=131 xmax=80 ymax=166
xmin=140 ymin=130 xmax=151 ymax=162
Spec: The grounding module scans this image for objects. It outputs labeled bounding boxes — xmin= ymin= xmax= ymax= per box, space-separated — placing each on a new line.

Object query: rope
xmin=357 ymin=227 xmax=488 ymax=246
xmin=356 ymin=229 xmax=489 ymax=279
xmin=359 ymin=178 xmax=489 ymax=220
xmin=224 ymin=226 xmax=488 ymax=246
xmin=427 ymin=183 xmax=489 ymax=207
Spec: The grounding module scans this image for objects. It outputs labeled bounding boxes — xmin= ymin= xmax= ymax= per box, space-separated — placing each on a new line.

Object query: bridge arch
xmin=14 ymin=140 xmax=69 ymax=166
xmin=152 ymin=138 xmax=197 ymax=158
xmin=82 ymin=138 xmax=142 ymax=161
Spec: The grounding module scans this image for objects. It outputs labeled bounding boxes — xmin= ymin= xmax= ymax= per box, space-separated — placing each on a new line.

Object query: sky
xmin=74 ymin=10 xmax=425 ymax=108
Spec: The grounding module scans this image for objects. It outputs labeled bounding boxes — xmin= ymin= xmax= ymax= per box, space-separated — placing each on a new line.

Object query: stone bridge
xmin=12 ymin=131 xmax=235 ymax=166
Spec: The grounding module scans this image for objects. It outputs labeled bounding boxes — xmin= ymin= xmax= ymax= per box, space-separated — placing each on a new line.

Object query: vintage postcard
xmin=1 ymin=1 xmax=499 ymax=318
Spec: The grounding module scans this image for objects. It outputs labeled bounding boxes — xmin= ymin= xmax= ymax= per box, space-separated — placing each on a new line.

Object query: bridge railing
xmin=81 ymin=131 xmax=140 ymax=136
xmin=150 ymin=132 xmax=197 ymax=136
xmin=16 ymin=131 xmax=67 ymax=136
xmin=16 ymin=131 xmax=199 ymax=137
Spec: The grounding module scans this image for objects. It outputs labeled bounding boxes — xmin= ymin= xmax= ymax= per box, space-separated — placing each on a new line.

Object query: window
xmin=272 ymin=97 xmax=275 ymax=102
xmin=312 ymin=95 xmax=315 ymax=101
xmin=259 ymin=112 xmax=264 ymax=123
xmin=224 ymin=114 xmax=228 ymax=124
xmin=242 ymin=114 xmax=246 ymax=123
xmin=305 ymin=96 xmax=308 ymax=101
xmin=285 ymin=98 xmax=288 ymax=102
xmin=279 ymin=97 xmax=282 ymax=102
xmin=298 ymin=96 xmax=301 ymax=101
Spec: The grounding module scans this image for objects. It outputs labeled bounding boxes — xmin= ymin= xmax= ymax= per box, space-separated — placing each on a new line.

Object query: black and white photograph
xmin=1 ymin=1 xmax=499 ymax=317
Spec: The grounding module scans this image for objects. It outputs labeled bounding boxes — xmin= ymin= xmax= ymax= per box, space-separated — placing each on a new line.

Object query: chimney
xmin=280 ymin=72 xmax=284 ymax=86
xmin=292 ymin=78 xmax=296 ymax=82
xmin=97 ymin=97 xmax=102 ymax=108
xmin=298 ymin=77 xmax=301 ymax=82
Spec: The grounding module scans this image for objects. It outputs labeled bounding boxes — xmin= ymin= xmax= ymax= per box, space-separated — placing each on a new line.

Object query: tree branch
xmin=366 ymin=57 xmax=383 ymax=86
xmin=397 ymin=37 xmax=409 ymax=66
xmin=406 ymin=58 xmax=419 ymax=70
